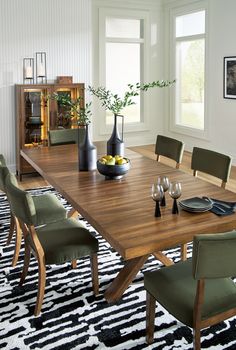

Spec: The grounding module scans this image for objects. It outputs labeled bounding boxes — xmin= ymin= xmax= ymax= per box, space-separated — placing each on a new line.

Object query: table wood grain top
xmin=21 ymin=144 xmax=236 ymax=260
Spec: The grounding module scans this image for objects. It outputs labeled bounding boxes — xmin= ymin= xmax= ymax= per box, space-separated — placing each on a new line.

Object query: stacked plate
xmin=179 ymin=197 xmax=213 ymax=213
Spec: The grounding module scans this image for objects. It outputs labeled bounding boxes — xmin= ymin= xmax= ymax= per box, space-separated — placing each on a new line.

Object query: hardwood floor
xmin=19 ymin=144 xmax=236 ymax=193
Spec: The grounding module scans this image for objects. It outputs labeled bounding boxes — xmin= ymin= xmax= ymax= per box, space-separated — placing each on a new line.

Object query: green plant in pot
xmin=88 ymin=80 xmax=175 ymax=156
xmin=51 ymin=93 xmax=96 ymax=171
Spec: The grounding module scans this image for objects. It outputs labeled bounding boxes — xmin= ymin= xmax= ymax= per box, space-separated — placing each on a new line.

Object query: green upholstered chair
xmin=178 ymin=147 xmax=233 ymax=261
xmin=0 ymin=156 xmax=67 ymax=266
xmin=154 ymin=136 xmax=185 ymax=265
xmin=47 ymin=129 xmax=86 ymax=219
xmin=180 ymin=148 xmax=232 ymax=262
xmin=48 ymin=128 xmax=85 ymax=146
xmin=144 ymin=231 xmax=236 ymax=350
xmin=5 ymin=172 xmax=99 ymax=316
xmin=191 ymin=147 xmax=232 ymax=189
xmin=155 ymin=135 xmax=185 ymax=169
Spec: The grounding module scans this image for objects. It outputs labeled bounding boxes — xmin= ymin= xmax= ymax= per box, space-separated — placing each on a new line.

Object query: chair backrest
xmin=5 ymin=173 xmax=36 ymax=226
xmin=0 ymin=154 xmax=6 ymax=166
xmin=48 ymin=128 xmax=85 ymax=146
xmin=155 ymin=135 xmax=185 ymax=168
xmin=191 ymin=147 xmax=232 ymax=188
xmin=192 ymin=231 xmax=236 ymax=279
xmin=0 ymin=154 xmax=10 ymax=192
xmin=0 ymin=165 xmax=10 ymax=192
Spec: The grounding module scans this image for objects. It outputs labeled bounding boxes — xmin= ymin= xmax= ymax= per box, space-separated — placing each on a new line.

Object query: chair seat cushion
xmin=144 ymin=259 xmax=236 ymax=327
xmin=27 ymin=218 xmax=98 ymax=264
xmin=33 ymin=194 xmax=67 ymax=226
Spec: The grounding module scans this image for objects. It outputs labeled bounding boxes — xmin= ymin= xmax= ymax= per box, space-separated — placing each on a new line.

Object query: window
xmin=173 ymin=9 xmax=206 ymax=132
xmin=99 ymin=9 xmax=147 ymax=129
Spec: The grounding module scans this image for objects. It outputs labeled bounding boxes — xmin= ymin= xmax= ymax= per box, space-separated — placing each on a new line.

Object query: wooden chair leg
xmin=90 ymin=253 xmax=99 ymax=296
xmin=19 ymin=243 xmax=31 ymax=286
xmin=146 ymin=291 xmax=156 ymax=344
xmin=68 ymin=208 xmax=79 ymax=218
xmin=34 ymin=258 xmax=46 ymax=316
xmin=221 ymin=181 xmax=226 ymax=189
xmin=71 ymin=259 xmax=77 ymax=269
xmin=193 ymin=327 xmax=201 ymax=350
xmin=6 ymin=213 xmax=15 ymax=245
xmin=12 ymin=217 xmax=22 ymax=267
xmin=176 ymin=162 xmax=180 ymax=169
xmin=181 ymin=243 xmax=187 ymax=261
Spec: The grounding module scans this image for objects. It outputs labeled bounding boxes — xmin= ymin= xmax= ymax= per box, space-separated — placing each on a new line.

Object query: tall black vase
xmin=107 ymin=114 xmax=124 ymax=156
xmin=79 ymin=125 xmax=97 ymax=171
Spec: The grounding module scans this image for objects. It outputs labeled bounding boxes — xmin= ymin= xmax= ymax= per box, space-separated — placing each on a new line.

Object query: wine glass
xmin=151 ymin=183 xmax=164 ymax=217
xmin=168 ymin=182 xmax=182 ymax=214
xmin=157 ymin=176 xmax=170 ymax=207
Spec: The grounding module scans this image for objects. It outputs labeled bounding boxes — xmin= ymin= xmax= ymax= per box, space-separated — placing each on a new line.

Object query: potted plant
xmin=88 ymin=79 xmax=175 ymax=156
xmin=50 ymin=93 xmax=96 ymax=171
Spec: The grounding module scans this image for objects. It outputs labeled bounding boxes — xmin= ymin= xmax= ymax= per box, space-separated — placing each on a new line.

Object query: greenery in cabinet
xmin=51 ymin=93 xmax=92 ymax=125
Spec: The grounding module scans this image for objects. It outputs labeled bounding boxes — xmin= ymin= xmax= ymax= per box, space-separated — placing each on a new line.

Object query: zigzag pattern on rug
xmin=0 ymin=187 xmax=236 ymax=350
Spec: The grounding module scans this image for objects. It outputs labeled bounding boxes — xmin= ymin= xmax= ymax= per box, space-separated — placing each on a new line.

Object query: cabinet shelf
xmin=25 ymin=122 xmax=44 ymax=127
xmin=16 ymin=82 xmax=85 ymax=179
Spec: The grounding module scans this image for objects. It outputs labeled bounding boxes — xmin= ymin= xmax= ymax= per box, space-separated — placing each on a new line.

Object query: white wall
xmin=0 ymin=0 xmax=92 ymax=169
xmin=163 ymin=0 xmax=236 ymax=163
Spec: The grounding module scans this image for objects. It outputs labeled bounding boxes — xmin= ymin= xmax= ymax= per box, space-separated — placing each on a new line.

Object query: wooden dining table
xmin=20 ymin=143 xmax=236 ymax=303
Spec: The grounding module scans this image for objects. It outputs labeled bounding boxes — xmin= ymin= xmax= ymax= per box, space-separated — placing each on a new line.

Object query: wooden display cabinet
xmin=15 ymin=83 xmax=84 ymax=179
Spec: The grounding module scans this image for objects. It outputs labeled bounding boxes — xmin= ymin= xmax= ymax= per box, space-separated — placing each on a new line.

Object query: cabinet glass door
xmin=52 ymin=87 xmax=83 ymax=129
xmin=23 ymin=89 xmax=48 ymax=146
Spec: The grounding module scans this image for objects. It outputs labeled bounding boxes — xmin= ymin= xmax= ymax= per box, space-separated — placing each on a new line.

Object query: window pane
xmin=176 ymin=11 xmax=205 ymax=37
xmin=176 ymin=39 xmax=205 ymax=129
xmin=106 ymin=42 xmax=141 ymax=124
xmin=106 ymin=18 xmax=141 ymax=38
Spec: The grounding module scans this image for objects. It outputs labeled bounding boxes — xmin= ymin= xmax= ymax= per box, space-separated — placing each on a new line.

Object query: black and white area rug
xmin=1 ymin=187 xmax=236 ymax=350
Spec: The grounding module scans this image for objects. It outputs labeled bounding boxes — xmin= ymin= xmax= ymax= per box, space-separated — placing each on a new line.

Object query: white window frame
xmin=98 ymin=8 xmax=150 ymax=135
xmin=169 ymin=2 xmax=209 ymax=140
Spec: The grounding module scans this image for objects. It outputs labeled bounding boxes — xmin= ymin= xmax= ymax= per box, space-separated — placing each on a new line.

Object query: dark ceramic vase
xmin=79 ymin=124 xmax=97 ymax=171
xmin=107 ymin=114 xmax=124 ymax=156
